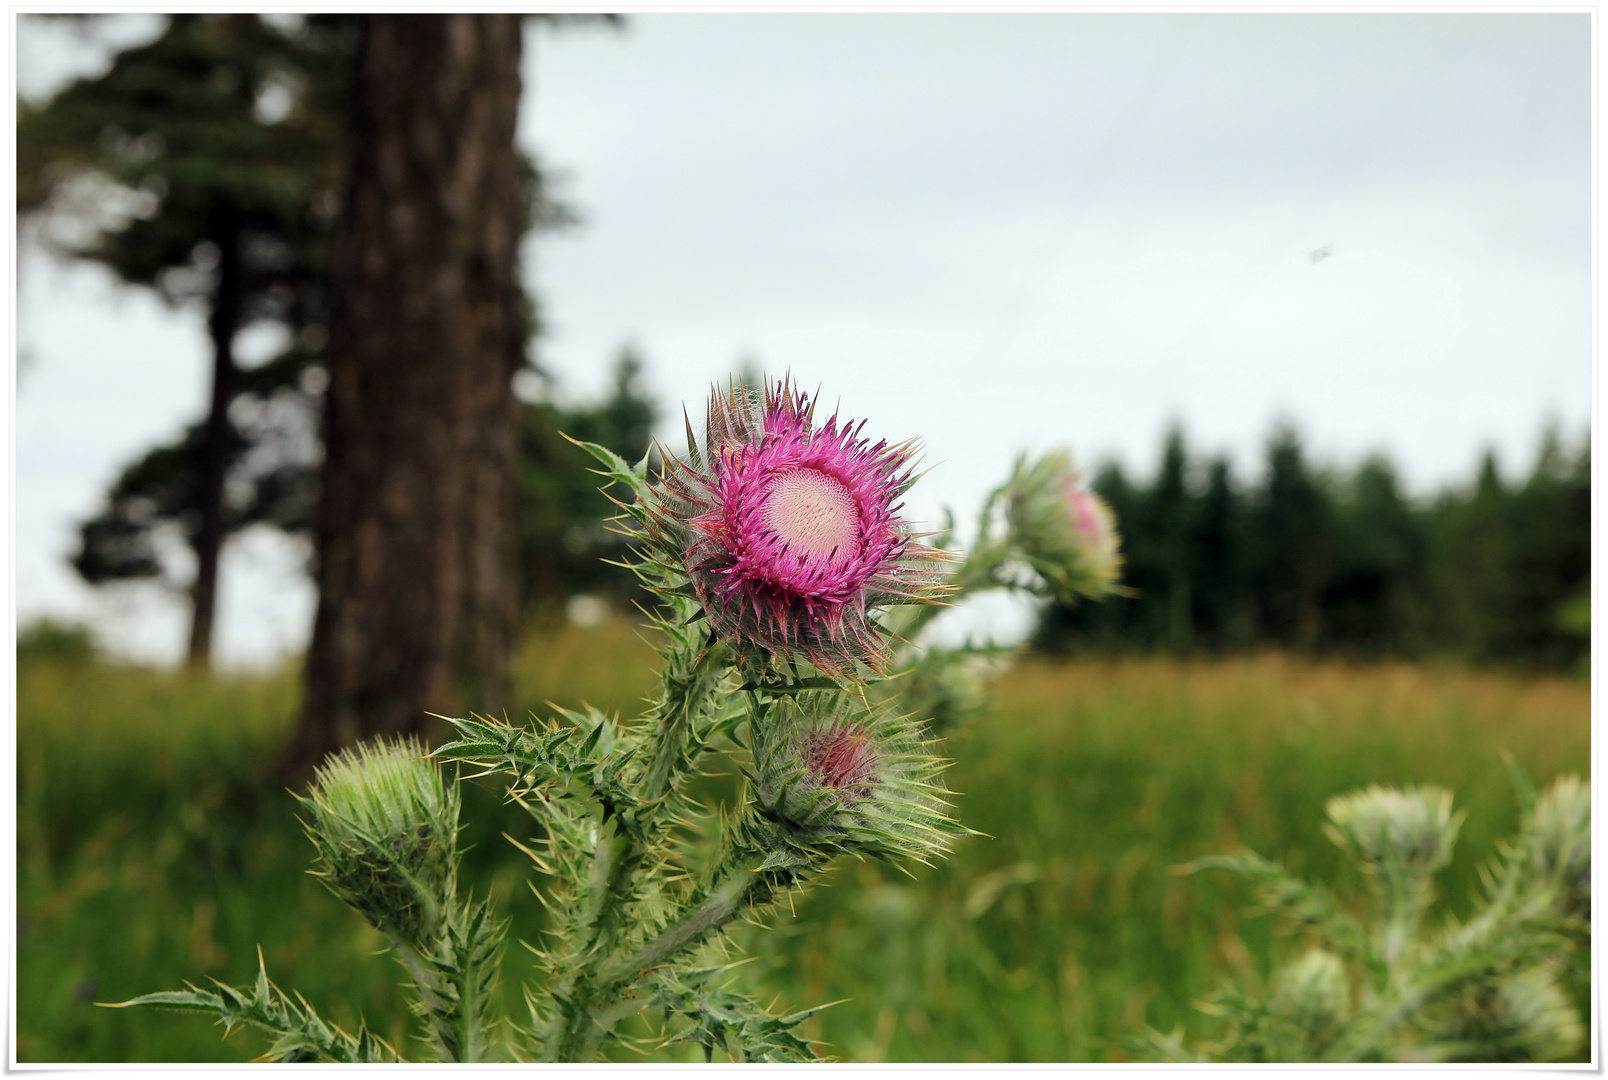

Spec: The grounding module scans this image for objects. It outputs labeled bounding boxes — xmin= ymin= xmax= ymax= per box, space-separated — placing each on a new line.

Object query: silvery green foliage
xmin=116 ymin=428 xmax=1122 ymax=1062
xmin=107 ymin=947 xmax=401 ymax=1063
xmin=106 ymin=945 xmax=402 ymax=1060
xmin=1132 ymin=775 xmax=1590 ymax=1063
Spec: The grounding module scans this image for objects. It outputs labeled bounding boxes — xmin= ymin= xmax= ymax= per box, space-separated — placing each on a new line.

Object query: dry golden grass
xmin=998 ymin=653 xmax=1588 ymax=781
xmin=511 ymin=617 xmax=662 ymax=720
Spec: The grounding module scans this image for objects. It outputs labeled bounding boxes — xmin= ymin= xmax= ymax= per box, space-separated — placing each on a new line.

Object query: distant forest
xmin=1035 ymin=423 xmax=1590 ymax=675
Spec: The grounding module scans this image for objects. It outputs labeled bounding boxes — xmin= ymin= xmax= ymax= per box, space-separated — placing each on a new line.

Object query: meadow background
xmin=17 ymin=620 xmax=1589 ymax=1063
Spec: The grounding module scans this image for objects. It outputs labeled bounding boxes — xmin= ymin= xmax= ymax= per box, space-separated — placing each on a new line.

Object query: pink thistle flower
xmin=799 ymin=724 xmax=879 ymax=792
xmin=1064 ymin=482 xmax=1118 ymax=562
xmin=646 ymin=379 xmax=949 ymax=676
xmin=1002 ymin=449 xmax=1122 ymax=602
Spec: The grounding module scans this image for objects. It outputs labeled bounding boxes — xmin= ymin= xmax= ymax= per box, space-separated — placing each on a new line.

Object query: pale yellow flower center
xmin=763 ymin=468 xmax=859 ymax=560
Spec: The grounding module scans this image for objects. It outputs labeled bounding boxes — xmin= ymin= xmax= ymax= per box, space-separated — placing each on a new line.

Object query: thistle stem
xmin=390 ymin=929 xmax=489 ymax=1063
xmin=1325 ymin=879 xmax=1562 ymax=1062
xmin=642 ymin=624 xmax=733 ymax=803
xmin=544 ymin=852 xmax=769 ymax=1063
xmin=885 ymin=540 xmax=1012 ymax=648
xmin=540 ymin=621 xmax=734 ymax=1064
xmin=1325 ymin=950 xmax=1505 ymax=1062
xmin=602 ymin=856 xmax=764 ymax=989
xmin=540 ymin=825 xmax=633 ymax=1061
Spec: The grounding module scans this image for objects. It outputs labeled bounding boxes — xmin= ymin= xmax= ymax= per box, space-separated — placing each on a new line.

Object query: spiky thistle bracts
xmin=643 ymin=379 xmax=951 ymax=677
xmin=1137 ymin=774 xmax=1590 ymax=1064
xmin=297 ymin=736 xmax=459 ymax=944
xmin=1001 ymin=448 xmax=1123 ymax=603
xmin=748 ymin=692 xmax=963 ymax=864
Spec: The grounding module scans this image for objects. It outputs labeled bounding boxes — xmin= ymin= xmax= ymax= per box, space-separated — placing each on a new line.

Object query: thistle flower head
xmin=1324 ymin=784 xmax=1461 ymax=872
xmin=1270 ymin=948 xmax=1351 ymax=1040
xmin=1522 ymin=775 xmax=1589 ymax=916
xmin=298 ymin=737 xmax=458 ymax=943
xmin=1067 ymin=485 xmax=1118 ymax=557
xmin=1003 ymin=449 xmax=1121 ymax=602
xmin=749 ymin=692 xmax=959 ymax=863
xmin=1430 ymin=964 xmax=1584 ymax=1063
xmin=1484 ymin=965 xmax=1585 ymax=1062
xmin=645 ymin=378 xmax=949 ymax=676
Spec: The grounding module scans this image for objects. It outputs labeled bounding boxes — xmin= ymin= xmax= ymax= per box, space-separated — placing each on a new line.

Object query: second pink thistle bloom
xmin=748 ymin=693 xmax=961 ymax=863
xmin=649 ymin=380 xmax=948 ymax=675
xmin=1001 ymin=448 xmax=1123 ymax=602
xmin=1064 ymin=483 xmax=1119 ymax=569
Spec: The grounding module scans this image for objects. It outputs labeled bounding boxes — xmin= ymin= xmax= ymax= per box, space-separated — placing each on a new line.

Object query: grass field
xmin=15 ymin=623 xmax=1591 ymax=1062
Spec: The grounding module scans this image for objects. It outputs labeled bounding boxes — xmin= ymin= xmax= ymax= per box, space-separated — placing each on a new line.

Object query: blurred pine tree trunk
xmin=288 ymin=14 xmax=525 ymax=775
xmin=186 ymin=214 xmax=242 ymax=667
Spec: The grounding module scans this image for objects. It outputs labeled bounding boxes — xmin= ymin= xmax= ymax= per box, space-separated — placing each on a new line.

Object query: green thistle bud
xmin=1270 ymin=948 xmax=1350 ymax=1048
xmin=1486 ymin=965 xmax=1584 ymax=1062
xmin=1523 ymin=775 xmax=1589 ymax=917
xmin=1324 ymin=786 xmax=1462 ymax=967
xmin=299 ymin=737 xmax=459 ymax=944
xmin=749 ymin=693 xmax=960 ymax=864
xmin=1432 ymin=964 xmax=1584 ymax=1062
xmin=1324 ymin=785 xmax=1460 ymax=871
xmin=1003 ymin=449 xmax=1122 ymax=603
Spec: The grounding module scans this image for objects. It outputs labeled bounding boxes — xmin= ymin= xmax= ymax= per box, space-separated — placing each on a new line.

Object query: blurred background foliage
xmin=514 ymin=348 xmax=660 ymax=620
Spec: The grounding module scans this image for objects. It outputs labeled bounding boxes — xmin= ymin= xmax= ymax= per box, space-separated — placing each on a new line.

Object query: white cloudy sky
xmin=13 ymin=13 xmax=1594 ymax=666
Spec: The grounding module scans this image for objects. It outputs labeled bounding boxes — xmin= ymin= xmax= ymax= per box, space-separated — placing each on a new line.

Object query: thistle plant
xmin=112 ymin=376 xmax=1123 ymax=1062
xmin=1131 ymin=773 xmax=1591 ymax=1063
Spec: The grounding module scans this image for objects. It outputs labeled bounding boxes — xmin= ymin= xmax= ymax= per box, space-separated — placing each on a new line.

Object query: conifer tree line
xmin=1035 ymin=423 xmax=1590 ymax=674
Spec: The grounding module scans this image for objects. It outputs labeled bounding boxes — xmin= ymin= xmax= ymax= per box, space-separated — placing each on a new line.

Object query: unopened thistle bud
xmin=299 ymin=737 xmax=458 ymax=944
xmin=1487 ymin=965 xmax=1584 ymax=1062
xmin=642 ymin=378 xmax=950 ymax=677
xmin=1523 ymin=775 xmax=1589 ymax=917
xmin=1270 ymin=948 xmax=1350 ymax=1046
xmin=749 ymin=693 xmax=959 ymax=864
xmin=1324 ymin=785 xmax=1460 ymax=872
xmin=1003 ymin=449 xmax=1121 ymax=602
xmin=1434 ymin=964 xmax=1584 ymax=1063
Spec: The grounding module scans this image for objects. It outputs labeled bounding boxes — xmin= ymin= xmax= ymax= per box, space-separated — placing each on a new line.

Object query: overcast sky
xmin=14 ymin=13 xmax=1594 ymax=666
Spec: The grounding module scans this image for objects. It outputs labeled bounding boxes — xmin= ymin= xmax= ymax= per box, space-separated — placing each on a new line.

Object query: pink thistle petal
xmin=644 ymin=378 xmax=950 ymax=675
xmin=802 ymin=725 xmax=878 ymax=791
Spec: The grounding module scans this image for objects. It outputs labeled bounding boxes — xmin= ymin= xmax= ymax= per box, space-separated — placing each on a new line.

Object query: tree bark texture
xmin=288 ymin=15 xmax=525 ymax=774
